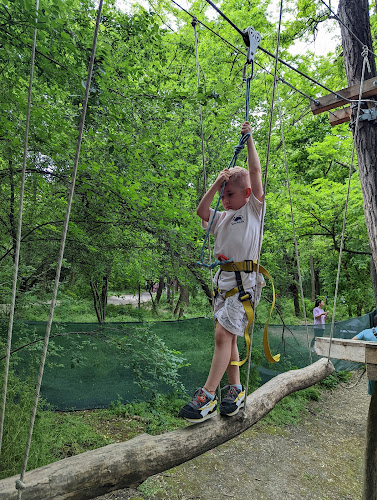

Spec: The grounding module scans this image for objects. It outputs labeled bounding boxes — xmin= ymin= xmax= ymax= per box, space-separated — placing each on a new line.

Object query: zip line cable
xmin=200 ymin=0 xmax=376 ymax=105
xmin=14 ymin=1 xmax=104 ymax=498
xmin=0 ymin=0 xmax=39 ymax=456
xmin=170 ymin=0 xmax=320 ymax=106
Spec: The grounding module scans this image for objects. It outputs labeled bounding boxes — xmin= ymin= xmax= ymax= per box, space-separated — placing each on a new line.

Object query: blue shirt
xmin=355 ymin=328 xmax=377 ymax=342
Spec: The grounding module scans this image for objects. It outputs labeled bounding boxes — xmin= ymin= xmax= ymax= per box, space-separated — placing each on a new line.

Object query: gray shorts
xmin=214 ymin=287 xmax=260 ymax=337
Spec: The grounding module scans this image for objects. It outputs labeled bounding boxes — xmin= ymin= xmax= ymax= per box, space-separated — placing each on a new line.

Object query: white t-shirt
xmin=202 ymin=193 xmax=265 ymax=291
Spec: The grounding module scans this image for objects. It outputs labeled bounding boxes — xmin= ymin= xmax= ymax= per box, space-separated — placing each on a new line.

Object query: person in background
xmin=313 ymin=298 xmax=328 ymax=336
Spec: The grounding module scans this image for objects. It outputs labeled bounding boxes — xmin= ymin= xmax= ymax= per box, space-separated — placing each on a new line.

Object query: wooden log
xmin=310 ymin=76 xmax=377 ymax=115
xmin=0 ymin=358 xmax=334 ymax=500
xmin=314 ymin=337 xmax=377 ymax=363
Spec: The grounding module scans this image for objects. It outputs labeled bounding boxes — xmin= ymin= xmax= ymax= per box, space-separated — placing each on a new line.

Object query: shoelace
xmin=222 ymin=385 xmax=238 ymax=402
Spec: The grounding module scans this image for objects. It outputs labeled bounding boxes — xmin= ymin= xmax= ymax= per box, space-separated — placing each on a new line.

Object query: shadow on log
xmin=0 ymin=358 xmax=334 ymax=500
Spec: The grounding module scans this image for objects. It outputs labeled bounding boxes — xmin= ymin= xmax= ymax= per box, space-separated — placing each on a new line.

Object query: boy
xmin=179 ymin=121 xmax=265 ymax=423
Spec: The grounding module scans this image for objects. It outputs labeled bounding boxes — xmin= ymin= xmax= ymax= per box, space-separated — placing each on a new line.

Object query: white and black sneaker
xmin=178 ymin=388 xmax=217 ymax=423
xmin=219 ymin=385 xmax=245 ymax=416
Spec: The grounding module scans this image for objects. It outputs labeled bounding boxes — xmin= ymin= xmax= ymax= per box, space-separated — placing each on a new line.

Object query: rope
xmin=276 ymin=83 xmax=312 ymax=364
xmin=191 ymin=18 xmax=216 ymax=313
xmin=0 ymin=0 xmax=39 ymax=455
xmin=327 ymin=46 xmax=369 ymax=362
xmin=243 ymin=0 xmax=284 ymax=410
xmin=15 ymin=2 xmax=104 ymax=497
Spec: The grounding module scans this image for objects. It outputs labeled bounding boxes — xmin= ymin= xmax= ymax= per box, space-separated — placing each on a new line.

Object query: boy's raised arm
xmin=196 ymin=169 xmax=230 ymax=222
xmin=241 ymin=121 xmax=264 ymax=203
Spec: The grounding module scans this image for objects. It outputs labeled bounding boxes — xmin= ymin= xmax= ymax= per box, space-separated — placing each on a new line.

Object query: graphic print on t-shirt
xmin=231 ymin=214 xmax=245 ymax=225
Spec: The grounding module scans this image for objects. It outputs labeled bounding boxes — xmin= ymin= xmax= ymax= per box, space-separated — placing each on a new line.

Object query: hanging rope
xmin=14 ymin=2 xmax=104 ymax=497
xmin=192 ymin=17 xmax=221 ymax=400
xmin=0 ymin=0 xmax=39 ymax=455
xmin=327 ymin=46 xmax=370 ymax=362
xmin=192 ymin=18 xmax=215 ymax=288
xmin=276 ymin=83 xmax=312 ymax=364
xmin=243 ymin=0 xmax=284 ymax=409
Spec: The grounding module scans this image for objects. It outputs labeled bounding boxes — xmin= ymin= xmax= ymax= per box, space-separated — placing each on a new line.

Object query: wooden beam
xmin=314 ymin=337 xmax=377 ymax=364
xmin=329 ymin=106 xmax=351 ymax=126
xmin=310 ymin=76 xmax=377 ymax=115
xmin=366 ymin=347 xmax=377 ymax=380
xmin=0 ymin=359 xmax=334 ymax=500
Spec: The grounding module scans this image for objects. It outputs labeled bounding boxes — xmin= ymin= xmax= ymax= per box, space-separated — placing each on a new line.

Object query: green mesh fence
xmin=0 ymin=312 xmax=373 ymax=411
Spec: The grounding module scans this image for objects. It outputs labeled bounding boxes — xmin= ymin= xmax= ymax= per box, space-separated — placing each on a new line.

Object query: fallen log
xmin=0 ymin=358 xmax=334 ymax=500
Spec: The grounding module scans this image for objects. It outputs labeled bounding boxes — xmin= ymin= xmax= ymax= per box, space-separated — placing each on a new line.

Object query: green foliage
xmin=0 ymin=370 xmax=110 ymax=480
xmin=109 ymin=392 xmax=188 ymax=434
xmin=0 ymin=0 xmax=374 ymax=327
xmin=114 ymin=324 xmax=190 ymax=394
xmin=319 ymin=370 xmax=351 ymax=389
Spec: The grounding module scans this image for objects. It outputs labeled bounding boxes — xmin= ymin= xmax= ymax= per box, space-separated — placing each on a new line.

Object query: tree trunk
xmin=155 ymin=276 xmax=164 ymax=304
xmin=90 ymin=270 xmax=109 ymax=324
xmin=310 ymin=254 xmax=316 ymax=301
xmin=363 ymin=381 xmax=377 ymax=500
xmin=0 ymin=359 xmax=334 ymax=500
xmin=370 ymin=256 xmax=377 ymax=307
xmin=338 ymin=1 xmax=377 ymax=496
xmin=338 ymin=0 xmax=377 ymax=273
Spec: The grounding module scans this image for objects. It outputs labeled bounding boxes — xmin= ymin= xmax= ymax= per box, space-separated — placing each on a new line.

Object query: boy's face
xmin=221 ymin=182 xmax=251 ymax=211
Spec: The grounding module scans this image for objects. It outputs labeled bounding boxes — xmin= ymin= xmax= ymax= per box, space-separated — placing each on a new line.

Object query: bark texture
xmin=338 ymin=0 xmax=377 ymax=294
xmin=363 ymin=381 xmax=377 ymax=500
xmin=0 ymin=359 xmax=334 ymax=500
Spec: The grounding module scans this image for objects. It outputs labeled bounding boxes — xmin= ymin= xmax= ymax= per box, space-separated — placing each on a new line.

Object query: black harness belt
xmin=219 ymin=260 xmax=280 ymax=366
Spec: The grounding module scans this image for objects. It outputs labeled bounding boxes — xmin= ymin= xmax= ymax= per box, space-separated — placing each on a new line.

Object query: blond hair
xmin=227 ymin=166 xmax=250 ymax=189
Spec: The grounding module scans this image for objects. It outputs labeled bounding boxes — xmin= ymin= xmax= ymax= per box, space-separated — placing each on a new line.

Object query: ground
xmin=95 ymin=370 xmax=369 ymax=500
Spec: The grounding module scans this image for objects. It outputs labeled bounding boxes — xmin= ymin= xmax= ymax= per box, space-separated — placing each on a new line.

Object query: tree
xmin=337 ymin=1 xmax=377 ymax=497
xmin=338 ymin=0 xmax=377 ymax=303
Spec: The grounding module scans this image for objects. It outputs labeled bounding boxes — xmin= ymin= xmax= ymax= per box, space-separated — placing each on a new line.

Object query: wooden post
xmin=314 ymin=337 xmax=377 ymax=499
xmin=363 ymin=381 xmax=377 ymax=500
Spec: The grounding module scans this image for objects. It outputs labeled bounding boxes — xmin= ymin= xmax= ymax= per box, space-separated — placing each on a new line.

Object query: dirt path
xmin=97 ymin=371 xmax=370 ymax=500
xmin=107 ymin=293 xmax=151 ymax=306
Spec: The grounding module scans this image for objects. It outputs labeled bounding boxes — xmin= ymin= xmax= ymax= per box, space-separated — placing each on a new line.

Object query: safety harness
xmin=216 ymin=259 xmax=280 ymax=366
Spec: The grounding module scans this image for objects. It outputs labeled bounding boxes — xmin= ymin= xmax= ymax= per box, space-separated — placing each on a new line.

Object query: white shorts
xmin=214 ymin=287 xmax=261 ymax=337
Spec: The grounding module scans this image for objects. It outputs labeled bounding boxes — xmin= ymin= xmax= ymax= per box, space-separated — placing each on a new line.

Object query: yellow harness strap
xmin=220 ymin=260 xmax=280 ymax=366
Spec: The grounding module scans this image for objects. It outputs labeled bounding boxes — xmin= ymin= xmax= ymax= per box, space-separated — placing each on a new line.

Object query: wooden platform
xmin=314 ymin=337 xmax=377 ymax=380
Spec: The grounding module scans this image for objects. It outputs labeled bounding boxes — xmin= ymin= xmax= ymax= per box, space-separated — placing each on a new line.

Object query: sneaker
xmin=219 ymin=385 xmax=246 ymax=416
xmin=178 ymin=388 xmax=217 ymax=423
